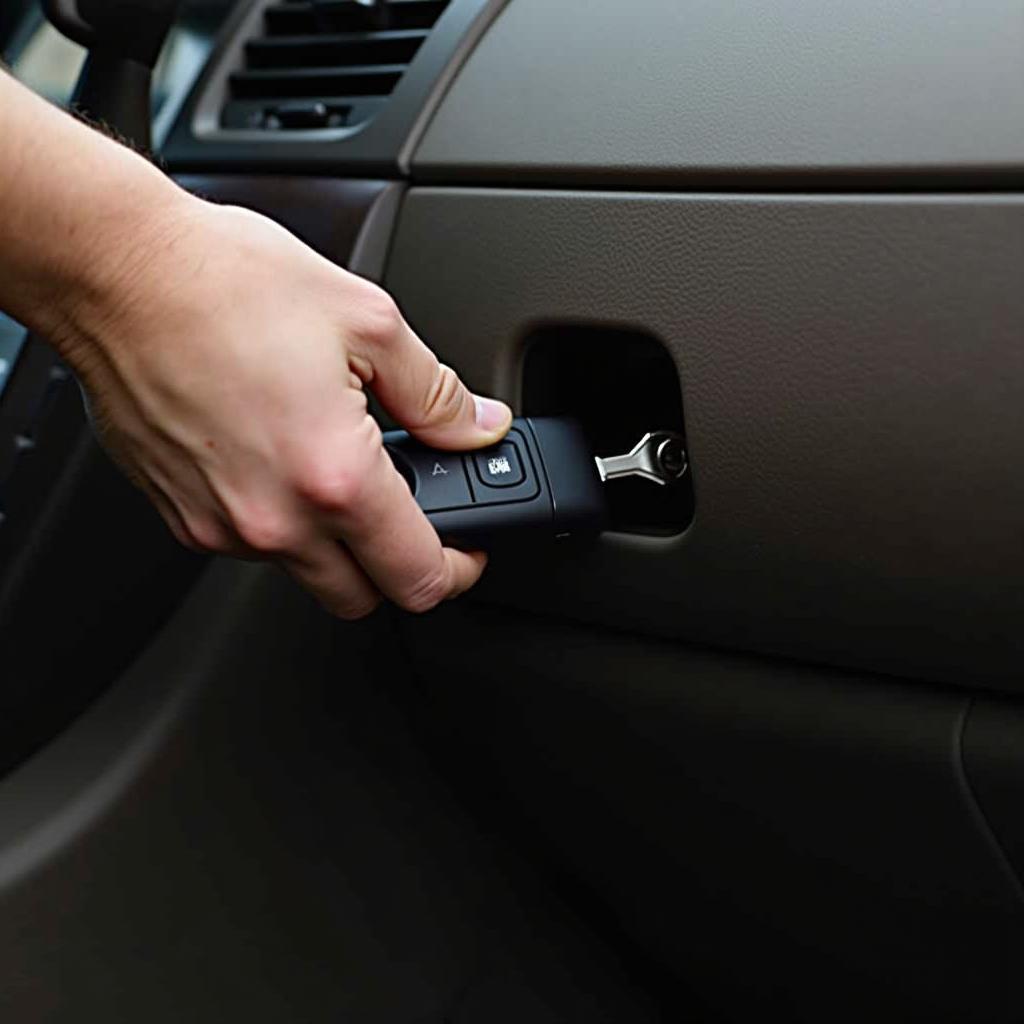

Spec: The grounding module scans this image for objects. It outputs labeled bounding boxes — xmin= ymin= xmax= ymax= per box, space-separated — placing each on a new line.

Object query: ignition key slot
xmin=521 ymin=326 xmax=693 ymax=536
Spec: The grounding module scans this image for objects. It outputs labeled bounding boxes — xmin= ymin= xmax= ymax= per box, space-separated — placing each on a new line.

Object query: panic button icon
xmin=475 ymin=441 xmax=525 ymax=489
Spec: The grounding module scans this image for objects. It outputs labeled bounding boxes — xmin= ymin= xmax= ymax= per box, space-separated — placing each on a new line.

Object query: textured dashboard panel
xmin=414 ymin=0 xmax=1024 ymax=185
xmin=386 ymin=189 xmax=1024 ymax=689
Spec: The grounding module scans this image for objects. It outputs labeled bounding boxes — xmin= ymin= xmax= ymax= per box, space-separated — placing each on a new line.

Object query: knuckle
xmin=398 ymin=566 xmax=451 ymax=615
xmin=420 ymin=363 xmax=468 ymax=428
xmin=295 ymin=463 xmax=369 ymax=516
xmin=293 ymin=426 xmax=382 ymax=517
xmin=352 ymin=283 xmax=404 ymax=347
xmin=233 ymin=509 xmax=299 ymax=555
xmin=185 ymin=516 xmax=230 ymax=554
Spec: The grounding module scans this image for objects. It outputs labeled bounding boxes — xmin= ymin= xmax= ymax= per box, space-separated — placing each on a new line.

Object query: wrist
xmin=48 ymin=166 xmax=197 ymax=368
xmin=0 ymin=71 xmax=200 ymax=360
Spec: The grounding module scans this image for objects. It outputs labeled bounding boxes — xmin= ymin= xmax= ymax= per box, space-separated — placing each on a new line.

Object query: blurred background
xmin=0 ymin=0 xmax=236 ymax=393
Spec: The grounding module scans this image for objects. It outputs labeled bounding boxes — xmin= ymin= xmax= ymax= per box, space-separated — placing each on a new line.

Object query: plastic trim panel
xmin=386 ymin=187 xmax=1024 ymax=689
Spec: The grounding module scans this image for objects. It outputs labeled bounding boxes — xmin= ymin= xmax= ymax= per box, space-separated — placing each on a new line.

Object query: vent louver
xmin=221 ymin=0 xmax=451 ymax=131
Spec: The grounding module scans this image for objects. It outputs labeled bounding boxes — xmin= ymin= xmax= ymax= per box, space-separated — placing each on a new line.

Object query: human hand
xmin=59 ymin=194 xmax=511 ymax=618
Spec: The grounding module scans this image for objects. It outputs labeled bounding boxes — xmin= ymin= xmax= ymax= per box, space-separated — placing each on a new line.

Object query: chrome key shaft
xmin=595 ymin=431 xmax=688 ymax=486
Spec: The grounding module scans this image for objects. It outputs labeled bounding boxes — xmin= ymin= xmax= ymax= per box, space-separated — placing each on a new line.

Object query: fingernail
xmin=474 ymin=395 xmax=511 ymax=434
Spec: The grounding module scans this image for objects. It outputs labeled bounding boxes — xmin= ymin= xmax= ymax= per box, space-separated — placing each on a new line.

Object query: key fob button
xmin=417 ymin=453 xmax=474 ymax=510
xmin=383 ymin=418 xmax=608 ymax=541
xmin=473 ymin=441 xmax=525 ymax=488
xmin=387 ymin=447 xmax=474 ymax=511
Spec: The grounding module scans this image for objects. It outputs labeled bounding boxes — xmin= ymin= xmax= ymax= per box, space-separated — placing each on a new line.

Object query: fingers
xmin=347 ymin=286 xmax=511 ymax=451
xmin=146 ymin=472 xmax=389 ymax=620
xmin=308 ymin=437 xmax=488 ymax=613
xmin=280 ymin=538 xmax=381 ymax=620
xmin=138 ymin=425 xmax=484 ymax=618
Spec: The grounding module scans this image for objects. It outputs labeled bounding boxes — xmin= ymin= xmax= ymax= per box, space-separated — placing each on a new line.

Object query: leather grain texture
xmin=385 ymin=188 xmax=1024 ymax=688
xmin=413 ymin=0 xmax=1024 ymax=185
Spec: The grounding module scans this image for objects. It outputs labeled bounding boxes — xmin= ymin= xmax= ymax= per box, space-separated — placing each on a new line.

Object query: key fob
xmin=383 ymin=416 xmax=608 ymax=546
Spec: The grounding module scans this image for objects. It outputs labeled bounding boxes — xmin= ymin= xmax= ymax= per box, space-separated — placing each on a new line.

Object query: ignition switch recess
xmin=522 ymin=325 xmax=693 ymax=536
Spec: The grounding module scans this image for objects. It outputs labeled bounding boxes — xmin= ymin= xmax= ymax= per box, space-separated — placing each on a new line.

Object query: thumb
xmin=351 ymin=296 xmax=512 ymax=450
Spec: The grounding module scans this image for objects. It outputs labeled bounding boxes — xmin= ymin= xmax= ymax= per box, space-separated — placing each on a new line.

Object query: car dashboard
xmin=0 ymin=2 xmax=1023 ymax=1021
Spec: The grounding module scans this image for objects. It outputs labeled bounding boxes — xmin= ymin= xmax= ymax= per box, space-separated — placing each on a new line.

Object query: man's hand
xmin=74 ymin=199 xmax=511 ymax=617
xmin=0 ymin=71 xmax=511 ymax=618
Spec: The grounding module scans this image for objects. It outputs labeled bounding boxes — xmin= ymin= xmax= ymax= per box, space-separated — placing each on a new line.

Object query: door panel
xmin=385 ymin=188 xmax=1024 ymax=688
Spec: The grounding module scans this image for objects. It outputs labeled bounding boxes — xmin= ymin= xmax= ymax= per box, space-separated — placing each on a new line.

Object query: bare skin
xmin=0 ymin=70 xmax=512 ymax=618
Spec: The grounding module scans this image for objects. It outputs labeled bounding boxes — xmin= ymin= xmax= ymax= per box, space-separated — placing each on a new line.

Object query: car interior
xmin=1 ymin=1 xmax=1023 ymax=1021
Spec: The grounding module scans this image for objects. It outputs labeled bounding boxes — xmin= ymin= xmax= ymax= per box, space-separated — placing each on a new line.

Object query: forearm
xmin=0 ymin=70 xmax=187 ymax=351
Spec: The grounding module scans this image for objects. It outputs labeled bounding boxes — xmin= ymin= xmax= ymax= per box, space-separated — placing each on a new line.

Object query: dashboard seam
xmin=397 ymin=0 xmax=511 ymax=176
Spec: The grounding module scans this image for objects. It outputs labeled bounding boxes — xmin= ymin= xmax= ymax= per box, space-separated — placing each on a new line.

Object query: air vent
xmin=221 ymin=0 xmax=451 ymax=131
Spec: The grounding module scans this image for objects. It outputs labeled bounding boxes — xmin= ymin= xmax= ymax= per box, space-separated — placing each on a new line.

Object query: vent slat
xmin=264 ymin=0 xmax=448 ymax=35
xmin=245 ymin=29 xmax=427 ymax=69
xmin=221 ymin=0 xmax=449 ymax=130
xmin=230 ymin=65 xmax=405 ymax=99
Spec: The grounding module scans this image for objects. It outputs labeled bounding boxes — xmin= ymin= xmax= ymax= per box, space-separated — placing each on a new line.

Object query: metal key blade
xmin=595 ymin=431 xmax=688 ymax=486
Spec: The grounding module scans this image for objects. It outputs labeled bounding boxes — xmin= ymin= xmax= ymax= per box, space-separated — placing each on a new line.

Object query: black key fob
xmin=383 ymin=416 xmax=608 ymax=546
